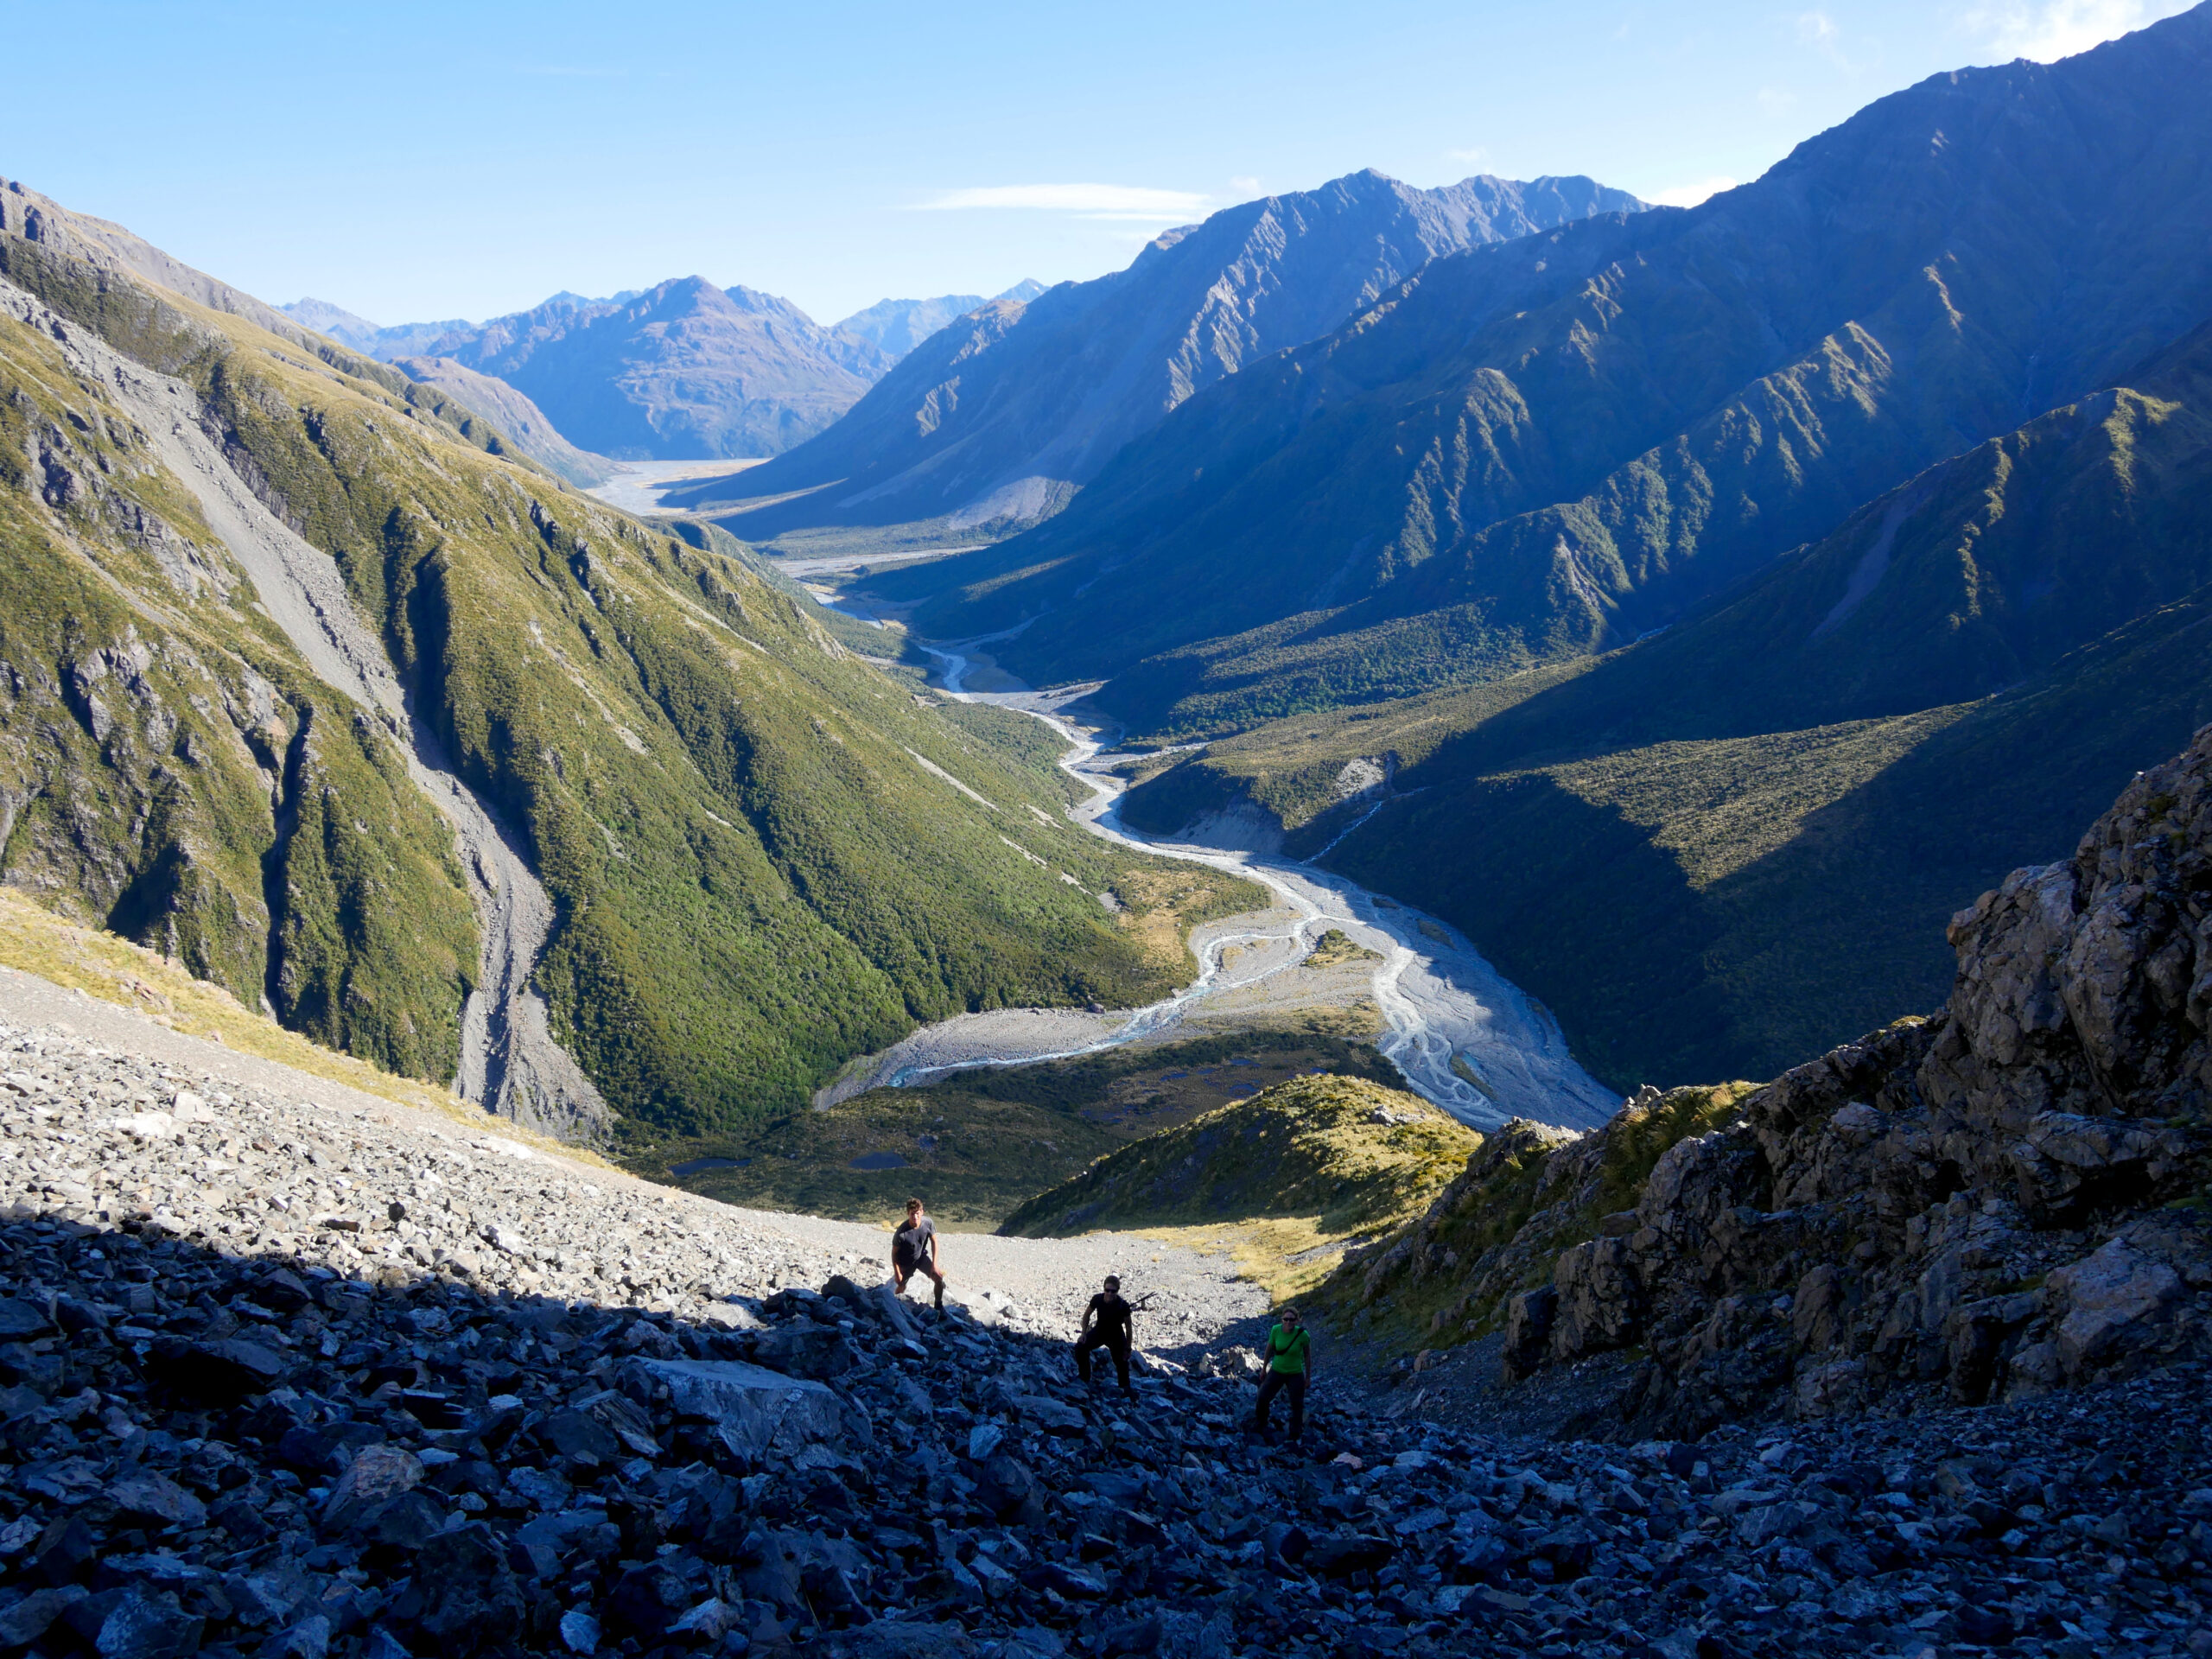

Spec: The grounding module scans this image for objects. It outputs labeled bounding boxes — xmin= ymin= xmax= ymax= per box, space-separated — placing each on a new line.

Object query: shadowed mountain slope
xmin=690 ymin=171 xmax=1645 ymax=537
xmin=1124 ymin=318 xmax=2212 ymax=1090
xmin=887 ymin=7 xmax=2212 ymax=733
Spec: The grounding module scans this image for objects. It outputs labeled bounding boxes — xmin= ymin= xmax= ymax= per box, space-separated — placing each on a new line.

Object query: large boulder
xmin=631 ymin=1358 xmax=858 ymax=1462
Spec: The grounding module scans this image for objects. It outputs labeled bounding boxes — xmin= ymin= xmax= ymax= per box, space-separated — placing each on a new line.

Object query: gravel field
xmin=0 ymin=965 xmax=1267 ymax=1353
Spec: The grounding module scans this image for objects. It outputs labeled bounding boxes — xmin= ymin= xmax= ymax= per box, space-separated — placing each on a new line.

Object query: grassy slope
xmin=0 ymin=210 xmax=1260 ymax=1140
xmin=0 ymin=887 xmax=597 ymax=1162
xmin=622 ymin=1033 xmax=1402 ymax=1230
xmin=1122 ymin=337 xmax=2212 ymax=1090
xmin=0 ymin=275 xmax=481 ymax=1084
xmin=999 ymin=1075 xmax=1479 ymax=1284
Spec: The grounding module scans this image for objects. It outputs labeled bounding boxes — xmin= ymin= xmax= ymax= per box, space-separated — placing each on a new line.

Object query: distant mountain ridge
xmin=388 ymin=354 xmax=619 ymax=488
xmin=279 ymin=297 xmax=474 ymax=359
xmin=890 ymin=6 xmax=2212 ymax=728
xmin=835 ymin=280 xmax=1045 ymax=362
xmin=687 ymin=170 xmax=1648 ymax=535
xmin=283 ymin=281 xmax=928 ymax=461
xmin=369 ymin=280 xmax=887 ymax=460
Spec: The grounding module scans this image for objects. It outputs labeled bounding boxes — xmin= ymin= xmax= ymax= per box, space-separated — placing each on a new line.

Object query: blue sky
xmin=10 ymin=0 xmax=2194 ymax=327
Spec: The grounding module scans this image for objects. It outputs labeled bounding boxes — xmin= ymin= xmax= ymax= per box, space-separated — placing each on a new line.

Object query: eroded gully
xmin=5 ymin=276 xmax=613 ymax=1142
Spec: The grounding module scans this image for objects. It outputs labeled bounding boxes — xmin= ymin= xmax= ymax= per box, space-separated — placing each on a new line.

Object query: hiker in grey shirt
xmin=892 ymin=1198 xmax=945 ymax=1309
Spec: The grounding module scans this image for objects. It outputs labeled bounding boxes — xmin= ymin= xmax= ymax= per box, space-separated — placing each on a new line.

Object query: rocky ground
xmin=0 ymin=969 xmax=1266 ymax=1346
xmin=2 ymin=974 xmax=2209 ymax=1658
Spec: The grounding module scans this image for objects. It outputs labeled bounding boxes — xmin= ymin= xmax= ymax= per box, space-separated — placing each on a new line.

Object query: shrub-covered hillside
xmin=0 ymin=177 xmax=1259 ymax=1140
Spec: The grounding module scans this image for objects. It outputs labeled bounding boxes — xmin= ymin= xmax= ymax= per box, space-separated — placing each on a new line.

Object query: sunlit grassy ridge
xmin=625 ymin=1033 xmax=1404 ymax=1230
xmin=0 ymin=196 xmax=1261 ymax=1140
xmin=998 ymin=1073 xmax=1479 ymax=1284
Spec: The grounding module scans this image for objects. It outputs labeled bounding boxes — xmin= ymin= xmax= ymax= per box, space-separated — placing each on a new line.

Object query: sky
xmin=9 ymin=0 xmax=2196 ymax=328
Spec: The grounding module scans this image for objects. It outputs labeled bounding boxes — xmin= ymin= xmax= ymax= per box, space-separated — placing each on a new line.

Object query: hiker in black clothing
xmin=891 ymin=1198 xmax=945 ymax=1309
xmin=1252 ymin=1306 xmax=1312 ymax=1444
xmin=1075 ymin=1274 xmax=1135 ymax=1391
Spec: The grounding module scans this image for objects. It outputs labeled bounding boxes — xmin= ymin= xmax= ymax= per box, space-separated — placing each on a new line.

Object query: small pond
xmin=670 ymin=1156 xmax=752 ymax=1177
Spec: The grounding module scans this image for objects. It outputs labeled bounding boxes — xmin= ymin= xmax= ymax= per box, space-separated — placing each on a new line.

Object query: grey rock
xmin=633 ymin=1357 xmax=852 ymax=1461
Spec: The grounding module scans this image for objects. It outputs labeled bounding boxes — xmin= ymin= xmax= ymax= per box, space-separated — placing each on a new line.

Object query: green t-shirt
xmin=1264 ymin=1325 xmax=1311 ymax=1374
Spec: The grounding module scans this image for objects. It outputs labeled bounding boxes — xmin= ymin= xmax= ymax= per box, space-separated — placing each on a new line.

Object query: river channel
xmin=823 ymin=636 xmax=1621 ymax=1135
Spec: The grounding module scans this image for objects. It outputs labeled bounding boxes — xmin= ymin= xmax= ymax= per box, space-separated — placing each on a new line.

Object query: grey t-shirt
xmin=894 ymin=1215 xmax=936 ymax=1262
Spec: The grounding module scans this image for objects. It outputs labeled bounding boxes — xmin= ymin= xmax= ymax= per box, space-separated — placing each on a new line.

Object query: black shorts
xmin=894 ymin=1253 xmax=938 ymax=1277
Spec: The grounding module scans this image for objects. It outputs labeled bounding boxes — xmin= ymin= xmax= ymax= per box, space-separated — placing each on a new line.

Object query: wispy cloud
xmin=1757 ymin=86 xmax=1797 ymax=113
xmin=1649 ymin=176 xmax=1738 ymax=207
xmin=910 ymin=184 xmax=1210 ymax=219
xmin=1796 ymin=10 xmax=1856 ymax=68
xmin=1229 ymin=175 xmax=1262 ymax=195
xmin=1445 ymin=146 xmax=1491 ymax=167
xmin=1962 ymin=0 xmax=2190 ymax=60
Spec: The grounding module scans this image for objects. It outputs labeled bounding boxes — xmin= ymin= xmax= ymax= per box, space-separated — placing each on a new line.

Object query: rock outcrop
xmin=1403 ymin=724 xmax=2212 ymax=1433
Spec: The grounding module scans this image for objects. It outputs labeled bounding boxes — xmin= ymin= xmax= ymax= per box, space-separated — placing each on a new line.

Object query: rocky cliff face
xmin=1344 ymin=725 xmax=2212 ymax=1432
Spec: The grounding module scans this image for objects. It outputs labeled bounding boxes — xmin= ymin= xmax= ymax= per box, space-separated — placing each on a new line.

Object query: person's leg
xmin=1075 ymin=1332 xmax=1096 ymax=1381
xmin=1286 ymin=1374 xmax=1306 ymax=1443
xmin=1110 ymin=1337 xmax=1131 ymax=1391
xmin=922 ymin=1261 xmax=945 ymax=1309
xmin=1253 ymin=1370 xmax=1282 ymax=1433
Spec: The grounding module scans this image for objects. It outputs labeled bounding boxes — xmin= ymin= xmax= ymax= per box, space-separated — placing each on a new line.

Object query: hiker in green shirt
xmin=1251 ymin=1306 xmax=1312 ymax=1444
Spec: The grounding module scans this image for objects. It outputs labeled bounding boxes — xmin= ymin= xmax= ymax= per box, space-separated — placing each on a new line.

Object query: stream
xmin=834 ymin=639 xmax=1621 ymax=1135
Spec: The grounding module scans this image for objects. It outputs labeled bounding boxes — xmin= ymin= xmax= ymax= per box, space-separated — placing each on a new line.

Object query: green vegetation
xmin=1321 ymin=1083 xmax=1752 ymax=1346
xmin=623 ymin=1033 xmax=1401 ymax=1228
xmin=1001 ymin=1074 xmax=1478 ymax=1242
xmin=0 ymin=305 xmax=480 ymax=1083
xmin=0 ymin=889 xmax=604 ymax=1164
xmin=0 ymin=204 xmax=1263 ymax=1140
xmin=1123 ymin=328 xmax=2212 ymax=1090
xmin=1303 ymin=929 xmax=1383 ymax=969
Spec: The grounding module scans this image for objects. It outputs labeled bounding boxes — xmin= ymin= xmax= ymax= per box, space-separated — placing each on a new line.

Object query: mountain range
xmin=388 ymin=280 xmax=891 ymax=461
xmin=1090 ymin=3 xmax=2212 ymax=1091
xmin=835 ymin=279 xmax=1046 ymax=360
xmin=0 ymin=173 xmax=1256 ymax=1144
xmin=678 ymin=170 xmax=1649 ymax=537
xmin=279 ymin=280 xmax=1048 ymax=467
xmin=885 ymin=10 xmax=2212 ymax=738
